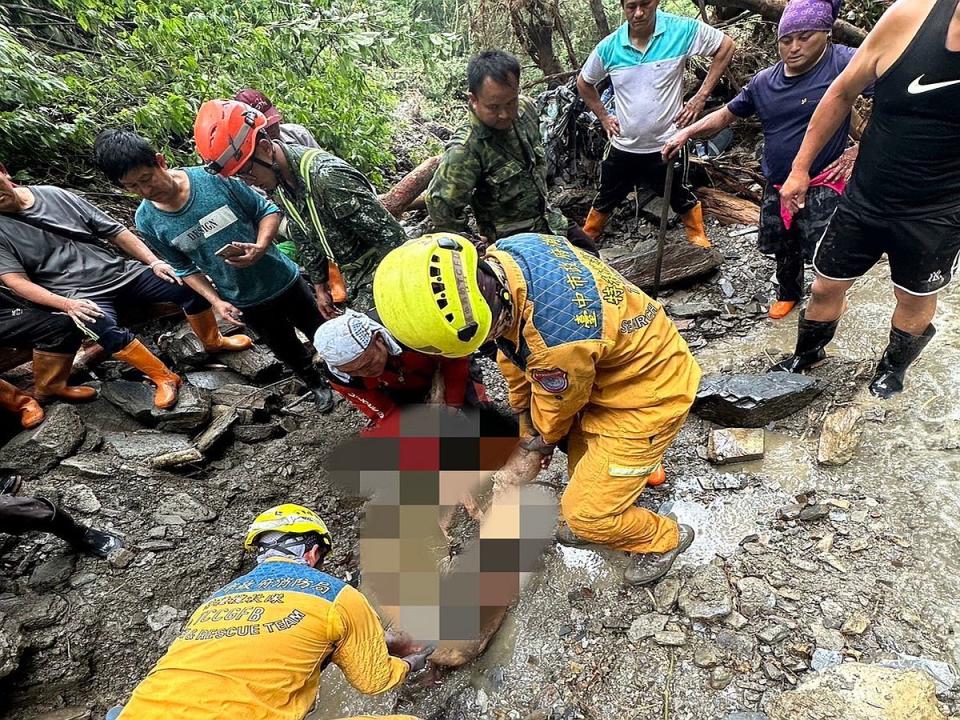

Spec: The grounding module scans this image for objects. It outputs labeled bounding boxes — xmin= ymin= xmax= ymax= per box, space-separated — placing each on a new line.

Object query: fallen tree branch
xmin=522 ymin=69 xmax=578 ymax=89
xmin=703 ymin=0 xmax=867 ymax=44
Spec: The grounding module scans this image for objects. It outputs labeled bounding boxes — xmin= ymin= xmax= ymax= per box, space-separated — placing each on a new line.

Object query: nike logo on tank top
xmin=846 ymin=0 xmax=960 ymax=216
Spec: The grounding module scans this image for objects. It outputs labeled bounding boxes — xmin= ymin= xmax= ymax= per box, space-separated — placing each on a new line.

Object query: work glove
xmin=520 ymin=434 xmax=556 ymax=456
xmin=403 ymin=642 xmax=437 ymax=673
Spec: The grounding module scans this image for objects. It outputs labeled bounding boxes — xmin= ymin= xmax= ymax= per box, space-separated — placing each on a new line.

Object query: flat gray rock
xmin=694 ymin=372 xmax=823 ymax=427
xmin=0 ymin=404 xmax=86 ymax=474
xmin=101 ymin=381 xmax=211 ymax=433
xmin=104 ymin=431 xmax=192 ymax=461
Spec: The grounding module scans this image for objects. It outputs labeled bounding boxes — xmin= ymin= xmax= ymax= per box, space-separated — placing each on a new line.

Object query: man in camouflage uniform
xmin=427 ymin=51 xmax=596 ymax=254
xmin=224 ymin=115 xmax=407 ymax=316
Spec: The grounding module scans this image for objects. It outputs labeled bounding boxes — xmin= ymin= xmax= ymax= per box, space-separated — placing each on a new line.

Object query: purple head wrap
xmin=778 ymin=0 xmax=841 ymax=39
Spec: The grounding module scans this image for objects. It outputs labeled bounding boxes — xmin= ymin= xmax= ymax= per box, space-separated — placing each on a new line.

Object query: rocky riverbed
xmin=1 ymin=214 xmax=958 ymax=720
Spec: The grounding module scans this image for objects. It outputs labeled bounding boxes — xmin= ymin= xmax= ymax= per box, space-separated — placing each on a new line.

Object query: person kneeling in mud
xmin=312 ymin=308 xmax=490 ymax=426
xmin=373 ymin=232 xmax=702 ymax=587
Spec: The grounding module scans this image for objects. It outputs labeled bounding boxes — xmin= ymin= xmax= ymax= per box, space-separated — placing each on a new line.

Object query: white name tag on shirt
xmin=171 ymin=206 xmax=239 ymax=252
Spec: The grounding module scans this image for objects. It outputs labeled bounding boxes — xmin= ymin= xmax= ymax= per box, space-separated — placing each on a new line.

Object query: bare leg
xmin=891 ymin=286 xmax=937 ymax=334
xmin=804 ymin=275 xmax=854 ymax=322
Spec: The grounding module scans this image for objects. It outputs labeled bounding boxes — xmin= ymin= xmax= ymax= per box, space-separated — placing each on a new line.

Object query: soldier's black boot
xmin=869 ymin=324 xmax=936 ymax=399
xmin=769 ymin=311 xmax=840 ymax=373
xmin=46 ymin=499 xmax=123 ymax=559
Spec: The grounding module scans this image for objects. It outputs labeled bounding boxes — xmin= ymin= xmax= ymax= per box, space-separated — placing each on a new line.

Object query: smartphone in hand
xmin=215 ymin=243 xmax=245 ymax=259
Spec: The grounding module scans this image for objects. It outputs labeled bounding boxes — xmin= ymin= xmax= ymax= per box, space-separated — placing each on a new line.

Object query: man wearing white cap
xmin=313 ymin=309 xmax=489 ymax=425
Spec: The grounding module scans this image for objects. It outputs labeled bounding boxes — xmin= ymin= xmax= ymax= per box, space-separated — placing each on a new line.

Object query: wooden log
xmin=698 ymin=187 xmax=761 ymax=226
xmin=608 ymin=240 xmax=724 ymax=291
xmin=150 ymin=447 xmax=203 ymax=469
xmin=703 ymin=0 xmax=867 ymax=45
xmin=379 ymin=156 xmax=441 ymax=218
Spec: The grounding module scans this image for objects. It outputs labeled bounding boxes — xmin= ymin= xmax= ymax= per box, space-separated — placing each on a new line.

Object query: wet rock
xmin=767 ymin=663 xmax=947 ymax=720
xmin=820 ymin=599 xmax=845 ymax=630
xmin=0 ymin=404 xmax=86 ymax=474
xmin=811 ymin=648 xmax=843 ymax=671
xmin=62 ymin=484 xmax=101 ymax=514
xmin=193 ymin=407 xmax=238 ymax=453
xmin=105 ymin=431 xmax=192 ymax=461
xmin=725 ymin=714 xmax=767 ymax=720
xmin=763 ymin=661 xmax=785 ymax=681
xmin=878 ymin=655 xmax=958 ymax=694
xmin=210 ymin=384 xmax=279 ymax=415
xmin=817 ymin=406 xmax=865 ymax=466
xmin=11 ymin=593 xmax=68 ymax=630
xmin=628 ymin=613 xmax=669 ymax=642
xmin=59 ymin=455 xmax=118 ymax=480
xmin=75 ymin=397 xmax=142 ymax=432
xmin=710 ymin=667 xmax=735 ymax=690
xmin=0 ymin=613 xmax=23 ymax=679
xmin=654 ymin=630 xmax=686 ymax=647
xmin=717 ymin=630 xmax=756 ymax=661
xmin=108 ymin=547 xmax=136 ymax=569
xmin=35 ymin=709 xmax=92 ymax=720
xmin=693 ymin=373 xmax=823 ymax=428
xmin=101 ymin=381 xmax=211 ymax=433
xmin=799 ymin=504 xmax=830 ymax=522
xmin=724 ymin=611 xmax=749 ymax=630
xmin=185 ymin=369 xmax=248 ymax=390
xmin=701 ymin=472 xmax=749 ymax=490
xmin=811 ymin=622 xmax=846 ymax=651
xmin=233 ymin=422 xmax=281 ymax=443
xmin=158 ymin=325 xmax=206 ymax=366
xmin=146 ymin=604 xmax=180 ymax=632
xmin=218 ymin=345 xmax=284 ymax=382
xmin=653 ymin=577 xmax=681 ymax=613
xmin=736 ymin=576 xmax=776 ymax=618
xmin=757 ymin=624 xmax=790 ymax=645
xmin=155 ymin=492 xmax=216 ymax=523
xmin=777 ymin=503 xmax=803 ymax=521
xmin=708 ymin=428 xmax=764 ymax=464
xmin=694 ymin=643 xmax=723 ymax=668
xmin=841 ymin=614 xmax=871 ymax=636
xmin=668 ymin=302 xmax=721 ymax=319
xmin=679 ymin=564 xmax=734 ymax=621
xmin=849 ymin=537 xmax=871 ymax=553
xmin=28 ymin=555 xmax=76 ymax=591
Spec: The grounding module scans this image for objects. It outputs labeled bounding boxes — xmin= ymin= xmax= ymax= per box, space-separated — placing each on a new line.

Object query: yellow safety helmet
xmin=244 ymin=504 xmax=333 ymax=552
xmin=373 ymin=233 xmax=492 ymax=358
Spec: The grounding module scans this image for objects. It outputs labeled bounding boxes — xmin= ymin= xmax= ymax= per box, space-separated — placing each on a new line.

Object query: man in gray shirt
xmin=0 ymin=165 xmax=252 ymax=409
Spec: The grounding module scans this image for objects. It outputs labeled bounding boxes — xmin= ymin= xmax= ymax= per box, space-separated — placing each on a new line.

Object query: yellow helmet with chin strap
xmin=244 ymin=504 xmax=333 ymax=552
xmin=373 ymin=233 xmax=492 ymax=358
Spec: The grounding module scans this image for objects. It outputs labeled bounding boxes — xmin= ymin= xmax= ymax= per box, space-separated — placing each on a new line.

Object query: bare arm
xmin=663 ymin=106 xmax=738 ymax=159
xmin=108 ymin=229 xmax=182 ymax=285
xmin=675 ymin=35 xmax=736 ymax=128
xmin=182 ymin=274 xmax=244 ymax=325
xmin=577 ymin=74 xmax=621 ymax=139
xmin=0 ymin=272 xmax=104 ymax=323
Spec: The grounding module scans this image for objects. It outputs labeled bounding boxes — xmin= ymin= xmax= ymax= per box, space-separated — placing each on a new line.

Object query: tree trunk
xmin=607 ymin=240 xmax=725 ymax=291
xmin=378 ymin=155 xmax=441 ymax=218
xmin=703 ymin=0 xmax=867 ymax=45
xmin=697 ymin=187 xmax=761 ymax=226
xmin=509 ymin=0 xmax=564 ymax=76
xmin=587 ymin=0 xmax=612 ymax=39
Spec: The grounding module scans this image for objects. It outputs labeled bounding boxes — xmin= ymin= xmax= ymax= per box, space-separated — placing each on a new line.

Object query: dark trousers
xmin=594 ymin=145 xmax=698 ymax=216
xmin=0 ymin=495 xmax=55 ymax=535
xmin=0 ymin=305 xmax=84 ymax=354
xmin=80 ymin=269 xmax=210 ymax=353
xmin=241 ymin=275 xmax=324 ymax=384
xmin=775 ymin=251 xmax=805 ymax=302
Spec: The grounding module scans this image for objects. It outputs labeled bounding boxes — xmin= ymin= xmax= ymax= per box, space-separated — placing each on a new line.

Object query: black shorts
xmin=813 ymin=198 xmax=960 ymax=296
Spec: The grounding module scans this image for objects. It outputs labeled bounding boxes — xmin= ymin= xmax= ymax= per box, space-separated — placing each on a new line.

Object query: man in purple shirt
xmin=663 ymin=0 xmax=865 ymax=319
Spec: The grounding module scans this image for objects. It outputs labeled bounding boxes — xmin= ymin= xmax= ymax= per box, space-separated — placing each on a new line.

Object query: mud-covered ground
xmin=1 ymin=200 xmax=959 ymax=720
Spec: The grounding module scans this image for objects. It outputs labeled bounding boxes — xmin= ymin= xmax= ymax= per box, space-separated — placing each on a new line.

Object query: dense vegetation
xmin=1 ymin=0 xmax=882 ymax=185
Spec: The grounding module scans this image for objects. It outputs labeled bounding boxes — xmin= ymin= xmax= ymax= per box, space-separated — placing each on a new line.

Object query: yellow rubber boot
xmin=0 ymin=378 xmax=44 ymax=428
xmin=583 ymin=208 xmax=610 ymax=241
xmin=113 ymin=339 xmax=182 ymax=409
xmin=186 ymin=309 xmax=252 ymax=353
xmin=681 ymin=202 xmax=712 ymax=248
xmin=32 ymin=350 xmax=98 ymax=402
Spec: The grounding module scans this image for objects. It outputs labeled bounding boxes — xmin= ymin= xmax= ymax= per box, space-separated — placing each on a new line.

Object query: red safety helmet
xmin=194 ymin=99 xmax=267 ymax=177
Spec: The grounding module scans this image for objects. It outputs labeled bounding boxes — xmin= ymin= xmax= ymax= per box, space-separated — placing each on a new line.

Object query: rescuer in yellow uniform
xmin=112 ymin=504 xmax=432 ymax=720
xmin=373 ymin=232 xmax=701 ymax=586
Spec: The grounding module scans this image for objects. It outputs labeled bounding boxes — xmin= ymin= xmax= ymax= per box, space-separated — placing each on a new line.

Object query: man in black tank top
xmin=773 ymin=0 xmax=960 ymax=398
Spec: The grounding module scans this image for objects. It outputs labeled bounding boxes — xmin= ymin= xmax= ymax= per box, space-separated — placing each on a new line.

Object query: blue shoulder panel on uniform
xmin=496 ymin=233 xmax=603 ymax=347
xmin=598 ymin=14 xmax=700 ymax=71
xmin=208 ymin=561 xmax=348 ymax=602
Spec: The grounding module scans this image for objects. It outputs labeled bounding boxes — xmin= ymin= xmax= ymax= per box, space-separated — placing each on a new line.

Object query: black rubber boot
xmin=0 ymin=474 xmax=21 ymax=496
xmin=47 ymin=500 xmax=123 ymax=559
xmin=769 ymin=311 xmax=840 ymax=373
xmin=869 ymin=324 xmax=936 ymax=399
xmin=298 ymin=368 xmax=334 ymax=413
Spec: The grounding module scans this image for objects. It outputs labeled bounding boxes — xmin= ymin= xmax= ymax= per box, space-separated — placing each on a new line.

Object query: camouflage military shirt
xmin=272 ymin=143 xmax=406 ymax=305
xmin=426 ymin=96 xmax=569 ymax=241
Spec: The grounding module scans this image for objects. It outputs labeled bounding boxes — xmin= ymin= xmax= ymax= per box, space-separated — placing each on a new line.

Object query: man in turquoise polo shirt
xmin=577 ymin=0 xmax=735 ymax=247
xmin=92 ymin=129 xmax=335 ymax=411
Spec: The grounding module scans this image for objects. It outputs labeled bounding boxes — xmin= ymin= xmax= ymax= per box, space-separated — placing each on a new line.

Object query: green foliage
xmin=0 ymin=0 xmax=449 ymax=182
